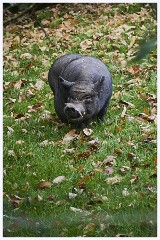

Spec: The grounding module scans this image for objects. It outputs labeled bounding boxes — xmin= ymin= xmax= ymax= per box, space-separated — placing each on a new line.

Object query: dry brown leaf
xmin=53 ymin=176 xmax=65 ymax=184
xmin=41 ymin=20 xmax=51 ymax=25
xmin=20 ymin=53 xmax=32 ymax=59
xmin=84 ymin=223 xmax=96 ymax=234
xmin=24 ymin=182 xmax=30 ymax=189
xmin=8 ymin=150 xmax=15 ymax=157
xmin=83 ymin=128 xmax=93 ymax=136
xmin=55 ymin=200 xmax=67 ymax=206
xmin=37 ymin=181 xmax=52 ymax=189
xmin=34 ymin=80 xmax=45 ymax=91
xmin=22 ymin=129 xmax=28 ymax=134
xmin=70 ymin=207 xmax=91 ymax=215
xmin=120 ymin=166 xmax=131 ymax=175
xmin=80 ymin=39 xmax=92 ymax=50
xmin=116 ymin=234 xmax=128 ymax=237
xmin=130 ymin=175 xmax=139 ymax=184
xmin=63 ymin=148 xmax=75 ymax=153
xmin=39 ymin=111 xmax=55 ymax=121
xmin=62 ymin=129 xmax=78 ymax=144
xmin=7 ymin=126 xmax=14 ymax=135
xmin=115 ymin=125 xmax=122 ymax=133
xmin=119 ymin=100 xmax=135 ymax=108
xmin=48 ymin=194 xmax=56 ymax=201
xmin=122 ymin=188 xmax=129 ymax=196
xmin=6 ymin=194 xmax=24 ymax=205
xmin=16 ymin=140 xmax=24 ymax=145
xmin=27 ymin=102 xmax=43 ymax=113
xmin=69 ymin=192 xmax=77 ymax=199
xmin=35 ymin=194 xmax=43 ymax=202
xmin=100 ymin=156 xmax=116 ymax=166
xmin=14 ymin=79 xmax=24 ymax=89
xmin=105 ymin=175 xmax=123 ymax=185
xmin=94 ymin=168 xmax=103 ymax=173
xmin=138 ymin=113 xmax=156 ymax=122
xmin=121 ymin=105 xmax=127 ymax=117
xmin=87 ymin=138 xmax=99 ymax=145
xmin=39 ymin=140 xmax=49 ymax=147
xmin=114 ymin=148 xmax=123 ymax=155
xmin=112 ymin=91 xmax=121 ymax=99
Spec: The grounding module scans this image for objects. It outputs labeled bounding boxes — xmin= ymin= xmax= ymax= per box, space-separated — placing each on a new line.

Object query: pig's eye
xmin=83 ymin=96 xmax=92 ymax=103
xmin=83 ymin=96 xmax=91 ymax=100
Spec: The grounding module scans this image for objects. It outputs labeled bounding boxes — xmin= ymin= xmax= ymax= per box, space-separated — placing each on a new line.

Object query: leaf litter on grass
xmin=3 ymin=3 xmax=157 ymax=237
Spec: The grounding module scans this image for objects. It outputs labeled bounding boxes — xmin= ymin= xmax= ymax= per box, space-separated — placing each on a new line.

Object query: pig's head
xmin=59 ymin=76 xmax=104 ymax=123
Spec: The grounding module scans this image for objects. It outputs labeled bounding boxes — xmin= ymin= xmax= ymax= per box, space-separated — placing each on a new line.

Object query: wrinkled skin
xmin=48 ymin=54 xmax=112 ymax=128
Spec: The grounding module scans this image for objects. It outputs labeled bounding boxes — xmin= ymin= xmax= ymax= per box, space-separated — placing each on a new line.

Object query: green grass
xmin=3 ymin=3 xmax=157 ymax=237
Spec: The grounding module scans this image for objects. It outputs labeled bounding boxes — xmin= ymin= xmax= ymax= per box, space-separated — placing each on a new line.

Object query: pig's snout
xmin=64 ymin=103 xmax=85 ymax=120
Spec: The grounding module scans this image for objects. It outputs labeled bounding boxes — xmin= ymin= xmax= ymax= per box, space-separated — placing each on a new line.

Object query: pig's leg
xmin=97 ymin=101 xmax=110 ymax=121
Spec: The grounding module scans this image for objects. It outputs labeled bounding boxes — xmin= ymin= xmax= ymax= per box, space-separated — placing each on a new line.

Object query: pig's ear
xmin=95 ymin=76 xmax=105 ymax=93
xmin=59 ymin=76 xmax=75 ymax=89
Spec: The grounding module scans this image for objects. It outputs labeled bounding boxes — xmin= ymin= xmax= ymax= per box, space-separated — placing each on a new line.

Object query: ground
xmin=3 ymin=3 xmax=157 ymax=237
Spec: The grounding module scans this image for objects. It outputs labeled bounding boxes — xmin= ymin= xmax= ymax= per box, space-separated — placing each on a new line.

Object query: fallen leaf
xmin=122 ymin=188 xmax=129 ymax=196
xmin=83 ymin=128 xmax=93 ymax=136
xmin=22 ymin=129 xmax=28 ymax=134
xmin=112 ymin=91 xmax=121 ymax=99
xmin=69 ymin=192 xmax=77 ymax=199
xmin=116 ymin=234 xmax=128 ymax=237
xmin=114 ymin=148 xmax=123 ymax=155
xmin=138 ymin=113 xmax=156 ymax=122
xmin=62 ymin=129 xmax=78 ymax=144
xmin=14 ymin=113 xmax=25 ymax=119
xmin=119 ymin=166 xmax=131 ymax=175
xmin=80 ymin=39 xmax=92 ymax=50
xmin=5 ymin=194 xmax=24 ymax=205
xmin=39 ymin=140 xmax=49 ymax=147
xmin=13 ymin=36 xmax=21 ymax=45
xmin=41 ymin=19 xmax=51 ymax=25
xmin=54 ymin=220 xmax=62 ymax=226
xmin=14 ymin=79 xmax=24 ymax=89
xmin=55 ymin=200 xmax=67 ymax=206
xmin=101 ymin=196 xmax=108 ymax=201
xmin=53 ymin=176 xmax=65 ymax=184
xmin=37 ymin=181 xmax=52 ymax=189
xmin=77 ymin=166 xmax=84 ymax=172
xmin=70 ymin=206 xmax=84 ymax=213
xmin=27 ymin=102 xmax=43 ymax=113
xmin=119 ymin=100 xmax=135 ymax=108
xmin=84 ymin=223 xmax=96 ymax=234
xmin=35 ymin=194 xmax=43 ymax=202
xmin=20 ymin=53 xmax=32 ymax=59
xmin=7 ymin=126 xmax=14 ymax=135
xmin=115 ymin=125 xmax=122 ymax=133
xmin=39 ymin=111 xmax=55 ymax=121
xmin=100 ymin=156 xmax=116 ymax=166
xmin=16 ymin=140 xmax=24 ymax=145
xmin=8 ymin=150 xmax=15 ymax=157
xmin=34 ymin=80 xmax=45 ymax=91
xmin=130 ymin=175 xmax=139 ymax=184
xmin=48 ymin=194 xmax=56 ymax=201
xmin=121 ymin=105 xmax=127 ymax=117
xmin=70 ymin=207 xmax=91 ymax=215
xmin=87 ymin=138 xmax=99 ymax=145
xmin=105 ymin=175 xmax=123 ymax=185
xmin=63 ymin=148 xmax=75 ymax=153
xmin=24 ymin=182 xmax=30 ymax=189
xmin=8 ymin=98 xmax=16 ymax=103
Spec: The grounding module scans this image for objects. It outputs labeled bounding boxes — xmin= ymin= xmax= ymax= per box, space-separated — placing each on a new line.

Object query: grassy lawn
xmin=3 ymin=3 xmax=157 ymax=237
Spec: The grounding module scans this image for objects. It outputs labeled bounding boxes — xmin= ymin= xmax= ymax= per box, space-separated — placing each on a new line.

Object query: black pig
xmin=48 ymin=54 xmax=112 ymax=128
